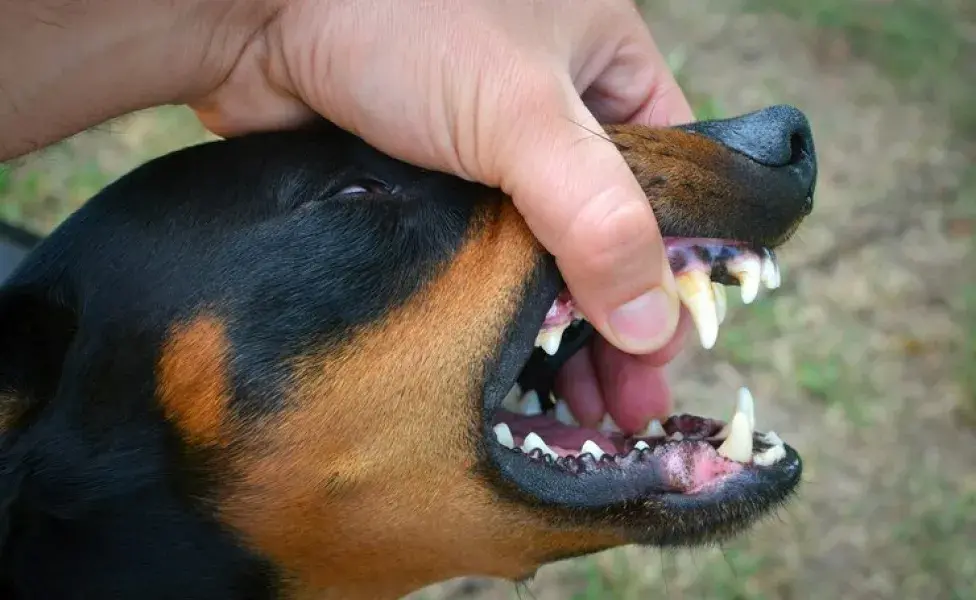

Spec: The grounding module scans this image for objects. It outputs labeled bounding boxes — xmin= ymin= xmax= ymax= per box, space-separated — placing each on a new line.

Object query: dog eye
xmin=336 ymin=184 xmax=369 ymax=196
xmin=335 ymin=178 xmax=392 ymax=197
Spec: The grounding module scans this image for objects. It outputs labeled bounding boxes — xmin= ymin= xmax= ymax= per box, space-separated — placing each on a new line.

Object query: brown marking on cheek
xmin=606 ymin=125 xmax=740 ymax=230
xmin=213 ymin=198 xmax=624 ymax=598
xmin=156 ymin=315 xmax=232 ymax=448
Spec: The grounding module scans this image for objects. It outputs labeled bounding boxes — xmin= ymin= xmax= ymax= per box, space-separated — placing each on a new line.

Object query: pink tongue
xmin=496 ymin=410 xmax=615 ymax=454
xmin=554 ymin=334 xmax=678 ymax=434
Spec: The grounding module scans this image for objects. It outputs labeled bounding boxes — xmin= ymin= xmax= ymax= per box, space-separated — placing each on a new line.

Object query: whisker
xmin=564 ymin=117 xmax=630 ymax=150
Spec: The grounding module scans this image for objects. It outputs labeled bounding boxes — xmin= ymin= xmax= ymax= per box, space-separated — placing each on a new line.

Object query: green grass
xmin=743 ymin=0 xmax=976 ymax=420
xmin=741 ymin=0 xmax=965 ymax=83
xmin=957 ymin=282 xmax=976 ymax=426
xmin=668 ymin=47 xmax=727 ymax=121
xmin=0 ymin=105 xmax=210 ymax=235
xmin=890 ymin=480 xmax=976 ymax=598
xmin=953 ymin=168 xmax=976 ymax=425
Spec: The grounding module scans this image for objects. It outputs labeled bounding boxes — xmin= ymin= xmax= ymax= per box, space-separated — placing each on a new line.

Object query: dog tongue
xmin=555 ymin=328 xmax=682 ymax=434
xmin=497 ymin=411 xmax=616 ymax=455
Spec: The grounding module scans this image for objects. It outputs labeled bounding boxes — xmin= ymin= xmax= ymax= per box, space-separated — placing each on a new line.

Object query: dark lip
xmin=475 ymin=250 xmax=804 ymax=525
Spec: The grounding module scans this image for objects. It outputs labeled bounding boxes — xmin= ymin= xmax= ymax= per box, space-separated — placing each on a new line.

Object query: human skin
xmin=0 ymin=0 xmax=694 ymax=428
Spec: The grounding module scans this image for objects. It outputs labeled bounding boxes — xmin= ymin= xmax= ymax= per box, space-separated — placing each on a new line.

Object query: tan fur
xmin=608 ymin=126 xmax=739 ymax=229
xmin=0 ymin=393 xmax=24 ymax=431
xmin=157 ymin=316 xmax=233 ymax=449
xmin=156 ymin=200 xmax=623 ymax=599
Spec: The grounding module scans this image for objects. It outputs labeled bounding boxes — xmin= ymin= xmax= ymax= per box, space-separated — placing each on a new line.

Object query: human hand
xmin=190 ymin=0 xmax=697 ymax=429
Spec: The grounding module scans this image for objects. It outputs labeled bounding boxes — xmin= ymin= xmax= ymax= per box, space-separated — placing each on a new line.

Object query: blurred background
xmin=2 ymin=0 xmax=973 ymax=598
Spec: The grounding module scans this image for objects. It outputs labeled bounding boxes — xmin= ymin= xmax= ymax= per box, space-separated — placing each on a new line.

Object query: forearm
xmin=0 ymin=0 xmax=280 ymax=161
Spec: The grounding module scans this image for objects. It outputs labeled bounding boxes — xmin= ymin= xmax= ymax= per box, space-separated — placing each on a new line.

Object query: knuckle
xmin=561 ymin=194 xmax=657 ymax=278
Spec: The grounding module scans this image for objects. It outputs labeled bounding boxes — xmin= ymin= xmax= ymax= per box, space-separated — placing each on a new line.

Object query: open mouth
xmin=483 ymin=237 xmax=801 ymax=535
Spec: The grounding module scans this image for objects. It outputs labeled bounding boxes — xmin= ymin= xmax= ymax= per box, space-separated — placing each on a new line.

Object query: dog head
xmin=0 ymin=105 xmax=816 ymax=599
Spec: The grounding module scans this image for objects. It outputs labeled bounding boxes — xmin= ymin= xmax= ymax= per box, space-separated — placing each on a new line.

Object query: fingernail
xmin=607 ymin=285 xmax=679 ymax=354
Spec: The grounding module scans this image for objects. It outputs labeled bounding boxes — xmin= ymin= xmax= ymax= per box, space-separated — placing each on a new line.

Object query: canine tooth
xmin=753 ymin=444 xmax=786 ymax=467
xmin=580 ymin=440 xmax=606 ymax=459
xmin=712 ymin=282 xmax=728 ymax=325
xmin=676 ymin=270 xmax=720 ymax=350
xmin=638 ymin=418 xmax=666 ymax=438
xmin=522 ymin=432 xmax=557 ymax=459
xmin=519 ymin=390 xmax=543 ymax=416
xmin=761 ymin=249 xmax=781 ymax=290
xmin=716 ymin=411 xmax=753 ymax=462
xmin=534 ymin=329 xmax=563 ymax=356
xmin=554 ymin=399 xmax=578 ymax=426
xmin=633 ymin=440 xmax=650 ymax=451
xmin=737 ymin=386 xmax=756 ymax=430
xmin=715 ymin=386 xmax=757 ymax=440
xmin=493 ymin=423 xmax=515 ymax=449
xmin=502 ymin=383 xmax=522 ymax=412
xmin=599 ymin=413 xmax=620 ymax=434
xmin=731 ymin=258 xmax=761 ymax=304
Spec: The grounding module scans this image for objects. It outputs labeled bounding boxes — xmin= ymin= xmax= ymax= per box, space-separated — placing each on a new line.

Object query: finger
xmin=634 ymin=304 xmax=693 ymax=366
xmin=188 ymin=39 xmax=318 ymax=138
xmin=582 ymin=44 xmax=693 ymax=129
xmin=573 ymin=6 xmax=694 ymax=128
xmin=499 ymin=73 xmax=680 ymax=356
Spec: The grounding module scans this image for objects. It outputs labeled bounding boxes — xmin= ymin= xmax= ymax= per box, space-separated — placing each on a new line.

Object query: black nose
xmin=680 ymin=104 xmax=817 ymax=202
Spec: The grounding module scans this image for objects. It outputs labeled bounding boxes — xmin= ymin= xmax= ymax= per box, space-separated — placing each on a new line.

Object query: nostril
xmin=788 ymin=131 xmax=806 ymax=166
xmin=675 ymin=104 xmax=818 ymax=205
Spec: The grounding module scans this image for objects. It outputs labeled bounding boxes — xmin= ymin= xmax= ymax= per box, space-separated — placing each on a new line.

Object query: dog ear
xmin=0 ymin=286 xmax=78 ymax=552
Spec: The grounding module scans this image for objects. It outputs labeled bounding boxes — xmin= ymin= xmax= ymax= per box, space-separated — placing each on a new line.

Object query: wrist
xmin=0 ymin=0 xmax=284 ymax=160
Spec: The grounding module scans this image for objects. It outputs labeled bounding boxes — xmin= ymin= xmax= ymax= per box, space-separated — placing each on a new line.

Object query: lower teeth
xmin=493 ymin=386 xmax=787 ymax=468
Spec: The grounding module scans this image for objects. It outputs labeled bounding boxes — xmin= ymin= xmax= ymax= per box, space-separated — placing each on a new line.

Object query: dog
xmin=0 ymin=104 xmax=817 ymax=599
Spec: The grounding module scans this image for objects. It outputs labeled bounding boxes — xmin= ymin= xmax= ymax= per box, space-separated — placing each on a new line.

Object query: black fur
xmin=0 ymin=105 xmax=818 ymax=597
xmin=0 ymin=124 xmax=496 ymax=599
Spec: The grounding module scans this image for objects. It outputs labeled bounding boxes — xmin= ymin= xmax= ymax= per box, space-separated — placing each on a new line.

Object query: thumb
xmin=499 ymin=76 xmax=680 ymax=355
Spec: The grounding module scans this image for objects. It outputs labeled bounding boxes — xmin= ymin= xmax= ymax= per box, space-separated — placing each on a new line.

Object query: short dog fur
xmin=0 ymin=105 xmax=817 ymax=599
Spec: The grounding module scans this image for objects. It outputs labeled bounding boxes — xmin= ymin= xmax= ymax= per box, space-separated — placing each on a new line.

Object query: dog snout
xmin=681 ymin=104 xmax=818 ymax=211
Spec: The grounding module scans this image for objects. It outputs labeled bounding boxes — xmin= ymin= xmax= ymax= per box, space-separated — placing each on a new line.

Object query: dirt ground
xmin=2 ymin=0 xmax=973 ymax=598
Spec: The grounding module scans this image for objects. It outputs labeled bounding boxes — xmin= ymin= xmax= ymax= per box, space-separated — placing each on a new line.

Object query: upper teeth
xmin=761 ymin=249 xmax=781 ymax=289
xmin=598 ymin=414 xmax=620 ymax=434
xmin=712 ymin=282 xmax=728 ymax=324
xmin=534 ymin=323 xmax=569 ymax=355
xmin=676 ymin=270 xmax=720 ymax=349
xmin=518 ymin=390 xmax=543 ymax=416
xmin=729 ymin=257 xmax=762 ymax=305
xmin=502 ymin=383 xmax=522 ymax=412
xmin=553 ymin=399 xmax=578 ymax=426
xmin=676 ymin=252 xmax=780 ymax=351
xmin=532 ymin=250 xmax=781 ymax=356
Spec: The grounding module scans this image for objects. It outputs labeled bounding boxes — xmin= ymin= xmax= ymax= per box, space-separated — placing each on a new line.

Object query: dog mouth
xmin=482 ymin=237 xmax=801 ymax=540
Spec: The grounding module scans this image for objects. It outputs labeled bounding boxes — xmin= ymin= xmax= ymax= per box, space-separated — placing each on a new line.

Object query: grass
xmin=742 ymin=0 xmax=965 ymax=83
xmin=0 ymin=105 xmax=210 ymax=235
xmin=741 ymin=0 xmax=976 ymax=420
